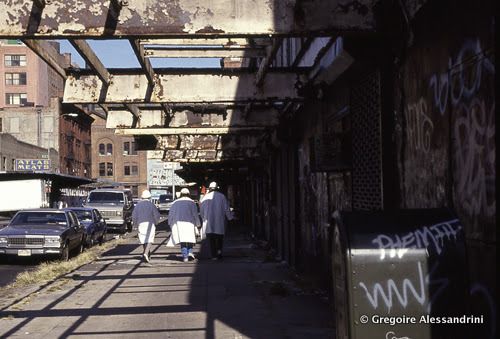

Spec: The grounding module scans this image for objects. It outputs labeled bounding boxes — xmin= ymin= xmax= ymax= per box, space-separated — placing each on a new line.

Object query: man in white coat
xmin=200 ymin=181 xmax=233 ymax=260
xmin=132 ymin=189 xmax=160 ymax=263
xmin=168 ymin=188 xmax=200 ymax=262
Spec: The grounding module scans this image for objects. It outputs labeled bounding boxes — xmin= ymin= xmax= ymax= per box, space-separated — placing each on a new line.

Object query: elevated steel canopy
xmin=0 ymin=0 xmax=374 ymax=38
xmin=63 ymin=71 xmax=302 ymax=103
xmin=0 ymin=0 xmax=364 ymax=164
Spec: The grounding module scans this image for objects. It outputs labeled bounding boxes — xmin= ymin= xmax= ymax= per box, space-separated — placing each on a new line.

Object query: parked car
xmin=65 ymin=207 xmax=107 ymax=248
xmin=157 ymin=193 xmax=174 ymax=214
xmin=83 ymin=189 xmax=134 ymax=233
xmin=0 ymin=209 xmax=85 ymax=261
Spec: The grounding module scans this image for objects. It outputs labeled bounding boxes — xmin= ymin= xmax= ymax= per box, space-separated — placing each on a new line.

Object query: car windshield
xmin=10 ymin=212 xmax=67 ymax=226
xmin=87 ymin=192 xmax=124 ymax=204
xmin=159 ymin=194 xmax=173 ymax=203
xmin=72 ymin=210 xmax=93 ymax=222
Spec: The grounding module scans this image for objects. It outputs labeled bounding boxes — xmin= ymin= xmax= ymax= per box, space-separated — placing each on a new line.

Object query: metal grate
xmin=8 ymin=237 xmax=44 ymax=246
xmin=101 ymin=210 xmax=118 ymax=217
xmin=351 ymin=71 xmax=383 ymax=210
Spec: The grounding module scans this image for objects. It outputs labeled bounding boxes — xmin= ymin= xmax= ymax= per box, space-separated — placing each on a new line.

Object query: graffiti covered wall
xmin=394 ymin=0 xmax=495 ymax=336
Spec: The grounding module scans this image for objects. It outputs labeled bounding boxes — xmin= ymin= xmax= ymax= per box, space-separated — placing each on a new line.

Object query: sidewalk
xmin=0 ymin=226 xmax=334 ymax=338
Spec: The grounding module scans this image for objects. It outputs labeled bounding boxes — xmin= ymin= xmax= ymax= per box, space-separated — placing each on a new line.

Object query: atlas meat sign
xmin=15 ymin=159 xmax=50 ymax=171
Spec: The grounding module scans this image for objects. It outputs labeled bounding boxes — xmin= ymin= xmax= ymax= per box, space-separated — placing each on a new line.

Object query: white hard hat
xmin=180 ymin=188 xmax=190 ymax=195
xmin=209 ymin=181 xmax=218 ymax=189
xmin=141 ymin=190 xmax=152 ymax=199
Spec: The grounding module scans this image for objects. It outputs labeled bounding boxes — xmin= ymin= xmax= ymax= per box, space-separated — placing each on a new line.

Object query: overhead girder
xmin=156 ymin=134 xmax=262 ymax=151
xmin=0 ymin=0 xmax=375 ymax=38
xmin=105 ymin=107 xmax=280 ymax=129
xmin=140 ymin=38 xmax=253 ymax=46
xmin=162 ymin=148 xmax=264 ymax=163
xmin=63 ymin=72 xmax=302 ymax=103
xmin=115 ymin=127 xmax=266 ymax=136
xmin=144 ymin=47 xmax=266 ymax=59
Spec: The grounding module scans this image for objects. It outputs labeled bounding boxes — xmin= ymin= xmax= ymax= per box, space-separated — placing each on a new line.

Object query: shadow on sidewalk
xmin=0 ymin=220 xmax=333 ymax=338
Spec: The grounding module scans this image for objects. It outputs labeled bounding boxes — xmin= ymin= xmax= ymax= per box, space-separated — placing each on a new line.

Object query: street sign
xmin=15 ymin=159 xmax=51 ymax=171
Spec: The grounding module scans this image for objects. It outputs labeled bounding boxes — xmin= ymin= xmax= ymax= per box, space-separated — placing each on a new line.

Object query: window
xmin=0 ymin=117 xmax=2 ymax=132
xmin=99 ymin=163 xmax=105 ymax=176
xmin=107 ymin=162 xmax=113 ymax=176
xmin=98 ymin=162 xmax=113 ymax=176
xmin=99 ymin=142 xmax=113 ymax=156
xmin=124 ymin=163 xmax=138 ymax=176
xmin=5 ymin=72 xmax=27 ymax=85
xmin=5 ymin=93 xmax=27 ymax=105
xmin=4 ymin=55 xmax=26 ymax=67
xmin=123 ymin=141 xmax=137 ymax=155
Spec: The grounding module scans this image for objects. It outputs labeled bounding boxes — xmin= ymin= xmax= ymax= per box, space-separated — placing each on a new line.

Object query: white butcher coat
xmin=200 ymin=190 xmax=233 ymax=238
xmin=168 ymin=197 xmax=200 ymax=245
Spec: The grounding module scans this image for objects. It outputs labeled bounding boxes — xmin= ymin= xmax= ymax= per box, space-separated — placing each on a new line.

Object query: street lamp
xmin=47 ymin=113 xmax=79 ymax=172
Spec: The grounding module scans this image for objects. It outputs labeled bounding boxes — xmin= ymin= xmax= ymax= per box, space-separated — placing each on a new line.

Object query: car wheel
xmin=59 ymin=243 xmax=69 ymax=261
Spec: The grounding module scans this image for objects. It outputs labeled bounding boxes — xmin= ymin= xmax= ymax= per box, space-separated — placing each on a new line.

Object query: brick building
xmin=91 ymin=116 xmax=147 ymax=197
xmin=0 ymin=40 xmax=92 ymax=177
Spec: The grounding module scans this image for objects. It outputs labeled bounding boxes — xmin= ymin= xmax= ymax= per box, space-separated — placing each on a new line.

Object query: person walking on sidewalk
xmin=167 ymin=188 xmax=201 ymax=262
xmin=200 ymin=181 xmax=233 ymax=260
xmin=132 ymin=189 xmax=160 ymax=263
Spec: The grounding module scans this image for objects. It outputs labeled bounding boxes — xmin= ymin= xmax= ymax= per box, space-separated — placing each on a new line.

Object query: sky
xmin=58 ymin=40 xmax=221 ymax=69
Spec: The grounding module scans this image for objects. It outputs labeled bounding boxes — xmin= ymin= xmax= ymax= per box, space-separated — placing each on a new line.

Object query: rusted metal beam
xmin=129 ymin=39 xmax=156 ymax=86
xmin=157 ymin=134 xmax=262 ymax=150
xmin=105 ymin=107 xmax=279 ymax=129
xmin=256 ymin=38 xmax=283 ymax=87
xmin=291 ymin=37 xmax=314 ymax=67
xmin=0 ymin=0 xmax=375 ymax=38
xmin=140 ymin=38 xmax=250 ymax=46
xmin=124 ymin=103 xmax=140 ymax=118
xmin=63 ymin=73 xmax=300 ymax=103
xmin=115 ymin=127 xmax=266 ymax=135
xmin=22 ymin=39 xmax=67 ymax=79
xmin=69 ymin=39 xmax=111 ymax=84
xmin=144 ymin=47 xmax=265 ymax=58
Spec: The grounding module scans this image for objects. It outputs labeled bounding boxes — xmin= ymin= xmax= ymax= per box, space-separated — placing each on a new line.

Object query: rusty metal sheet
xmin=63 ymin=73 xmax=299 ymax=103
xmin=0 ymin=0 xmax=374 ymax=38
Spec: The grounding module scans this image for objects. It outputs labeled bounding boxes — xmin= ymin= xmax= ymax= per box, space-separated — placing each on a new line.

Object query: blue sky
xmin=58 ymin=40 xmax=220 ymax=69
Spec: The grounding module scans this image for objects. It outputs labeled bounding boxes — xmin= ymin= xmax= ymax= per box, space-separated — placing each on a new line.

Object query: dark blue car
xmin=65 ymin=207 xmax=107 ymax=248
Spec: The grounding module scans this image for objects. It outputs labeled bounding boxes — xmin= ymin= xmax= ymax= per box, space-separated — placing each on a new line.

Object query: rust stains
xmin=195 ymin=25 xmax=225 ymax=34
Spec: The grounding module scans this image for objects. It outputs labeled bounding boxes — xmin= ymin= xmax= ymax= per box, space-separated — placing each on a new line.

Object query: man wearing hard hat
xmin=168 ymin=187 xmax=201 ymax=262
xmin=200 ymin=182 xmax=233 ymax=260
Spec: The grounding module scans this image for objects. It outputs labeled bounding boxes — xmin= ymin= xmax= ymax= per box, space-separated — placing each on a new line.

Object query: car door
xmin=67 ymin=212 xmax=81 ymax=249
xmin=93 ymin=209 xmax=104 ymax=235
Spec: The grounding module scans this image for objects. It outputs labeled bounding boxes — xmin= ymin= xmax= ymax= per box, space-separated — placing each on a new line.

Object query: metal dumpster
xmin=332 ymin=209 xmax=474 ymax=339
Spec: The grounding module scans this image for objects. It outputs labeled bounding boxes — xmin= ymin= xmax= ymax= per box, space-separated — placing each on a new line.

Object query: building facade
xmin=0 ymin=133 xmax=50 ymax=171
xmin=0 ymin=39 xmax=69 ymax=107
xmin=91 ymin=116 xmax=147 ymax=197
xmin=0 ymin=40 xmax=92 ymax=177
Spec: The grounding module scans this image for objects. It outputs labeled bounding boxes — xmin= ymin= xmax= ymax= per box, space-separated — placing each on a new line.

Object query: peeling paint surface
xmin=0 ymin=0 xmax=375 ymax=37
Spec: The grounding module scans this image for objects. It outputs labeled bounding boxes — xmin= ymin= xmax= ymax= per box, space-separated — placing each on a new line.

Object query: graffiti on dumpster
xmin=370 ymin=219 xmax=461 ymax=260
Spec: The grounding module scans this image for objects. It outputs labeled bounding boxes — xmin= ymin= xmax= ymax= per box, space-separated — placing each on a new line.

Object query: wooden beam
xmin=144 ymin=47 xmax=265 ymax=58
xmin=63 ymin=72 xmax=300 ymax=103
xmin=22 ymin=39 xmax=67 ymax=79
xmin=0 ymin=0 xmax=375 ymax=38
xmin=256 ymin=38 xmax=283 ymax=87
xmin=69 ymin=39 xmax=110 ymax=84
xmin=115 ymin=127 xmax=266 ymax=135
